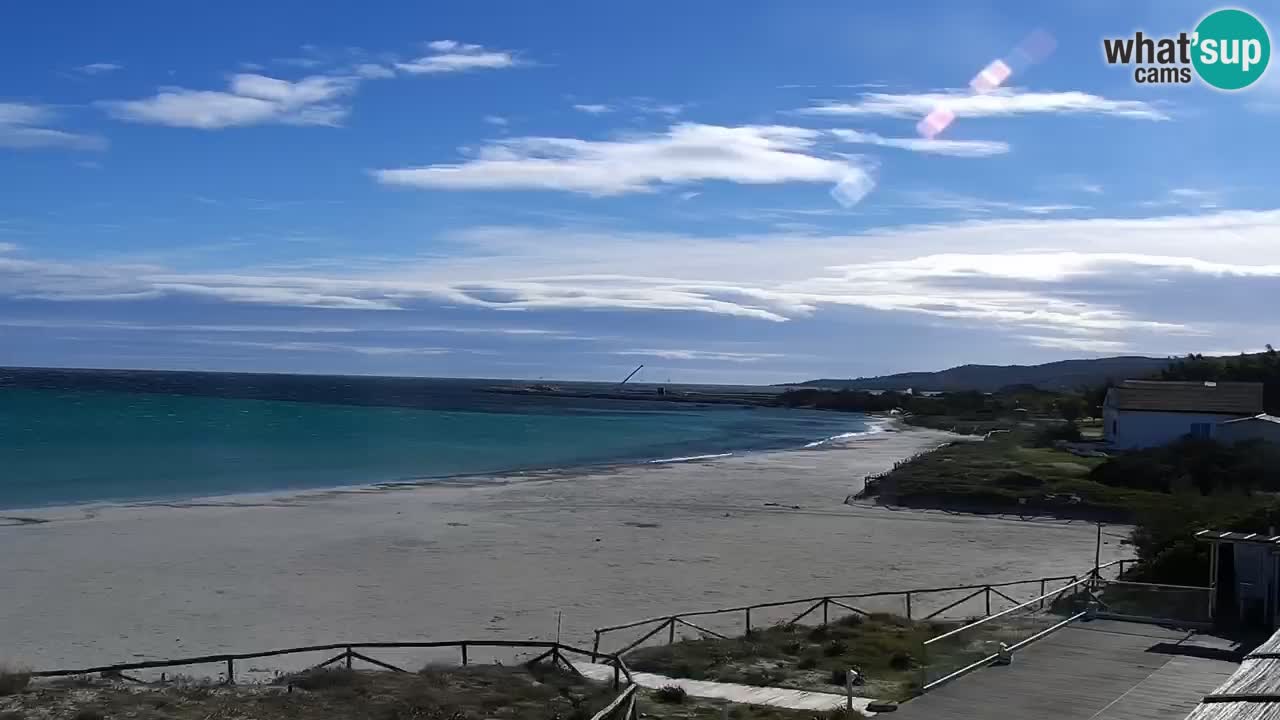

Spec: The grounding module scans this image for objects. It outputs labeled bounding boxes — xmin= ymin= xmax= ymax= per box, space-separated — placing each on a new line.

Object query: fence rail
xmin=32 ymin=639 xmax=634 ymax=690
xmin=591 ymin=565 xmax=1129 ymax=658
xmin=590 ymin=684 xmax=639 ymax=720
xmin=920 ymin=574 xmax=1096 ymax=690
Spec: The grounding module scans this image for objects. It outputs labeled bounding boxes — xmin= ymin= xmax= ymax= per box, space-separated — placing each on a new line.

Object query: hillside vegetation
xmin=793 ymin=356 xmax=1173 ymax=393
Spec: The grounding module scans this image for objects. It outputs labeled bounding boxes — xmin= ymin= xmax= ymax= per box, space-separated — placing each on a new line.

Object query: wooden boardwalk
xmin=572 ymin=661 xmax=872 ymax=713
xmin=895 ymin=620 xmax=1239 ymax=720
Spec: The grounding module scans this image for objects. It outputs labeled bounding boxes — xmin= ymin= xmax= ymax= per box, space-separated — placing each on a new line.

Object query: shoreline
xmin=1 ymin=423 xmax=1129 ymax=675
xmin=0 ymin=417 xmax=897 ymax=518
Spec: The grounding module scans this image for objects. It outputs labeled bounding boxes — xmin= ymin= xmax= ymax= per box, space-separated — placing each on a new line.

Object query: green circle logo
xmin=1193 ymin=8 xmax=1270 ymax=90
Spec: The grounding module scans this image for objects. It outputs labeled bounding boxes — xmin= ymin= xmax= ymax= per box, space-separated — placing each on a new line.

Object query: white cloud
xmin=901 ymin=190 xmax=1084 ymax=215
xmin=633 ymin=100 xmax=684 ymax=116
xmin=188 ymin=339 xmax=450 ymax=356
xmin=373 ymin=123 xmax=867 ymax=196
xmin=573 ymin=103 xmax=614 ymax=114
xmin=614 ymin=349 xmax=784 ymax=363
xmin=0 ymin=243 xmax=17 ymax=253
xmin=1142 ymin=187 xmax=1221 ymax=210
xmin=353 ymin=63 xmax=395 ymax=79
xmin=5 ymin=209 xmax=1280 ymax=355
xmin=0 ymin=102 xmax=106 ymax=150
xmin=1021 ymin=335 xmax=1133 ymax=352
xmin=830 ymin=128 xmax=1009 ymax=157
xmin=101 ymin=73 xmax=358 ymax=129
xmin=483 ymin=115 xmax=508 ymax=126
xmin=802 ymin=90 xmax=1169 ymax=120
xmin=76 ymin=62 xmax=123 ymax=75
xmin=395 ymin=41 xmax=518 ymax=74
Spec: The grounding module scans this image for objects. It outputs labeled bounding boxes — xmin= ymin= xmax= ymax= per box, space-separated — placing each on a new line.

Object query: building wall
xmin=1219 ymin=419 xmax=1280 ymax=445
xmin=1108 ymin=409 xmax=1244 ymax=449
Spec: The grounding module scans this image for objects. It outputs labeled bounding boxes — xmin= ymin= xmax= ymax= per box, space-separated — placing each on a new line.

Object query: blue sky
xmin=1 ymin=0 xmax=1278 ymax=384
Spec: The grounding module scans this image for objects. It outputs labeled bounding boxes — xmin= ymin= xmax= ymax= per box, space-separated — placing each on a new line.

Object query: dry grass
xmin=0 ymin=664 xmax=617 ymax=720
xmin=627 ymin=614 xmax=941 ymax=701
xmin=0 ymin=666 xmax=30 ymax=697
xmin=642 ymin=692 xmax=865 ymax=720
xmin=0 ymin=664 xmax=867 ymax=720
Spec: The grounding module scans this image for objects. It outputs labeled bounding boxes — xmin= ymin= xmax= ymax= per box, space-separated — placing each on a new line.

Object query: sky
xmin=1 ymin=0 xmax=1278 ymax=384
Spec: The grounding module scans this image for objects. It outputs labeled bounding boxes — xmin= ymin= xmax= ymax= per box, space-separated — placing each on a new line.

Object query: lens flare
xmin=918 ymin=28 xmax=1056 ymax=139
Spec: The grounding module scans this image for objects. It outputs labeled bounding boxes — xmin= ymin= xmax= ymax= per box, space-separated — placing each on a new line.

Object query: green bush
xmin=285 ymin=668 xmax=360 ymax=691
xmin=654 ymin=685 xmax=687 ymax=704
xmin=1091 ymin=438 xmax=1280 ymax=496
xmin=0 ymin=667 xmax=29 ymax=696
xmin=889 ymin=651 xmax=917 ymax=671
xmin=1034 ymin=422 xmax=1081 ymax=446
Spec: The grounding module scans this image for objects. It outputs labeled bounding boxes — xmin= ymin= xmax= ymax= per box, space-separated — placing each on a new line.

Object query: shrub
xmin=797 ymin=655 xmax=819 ymax=670
xmin=285 ymin=667 xmax=360 ymax=691
xmin=72 ymin=709 xmax=104 ymax=720
xmin=828 ymin=668 xmax=848 ymax=686
xmin=836 ymin=613 xmax=864 ymax=628
xmin=806 ymin=626 xmax=829 ymax=642
xmin=1034 ymin=421 xmax=1081 ymax=446
xmin=738 ymin=668 xmax=784 ymax=687
xmin=889 ymin=651 xmax=917 ymax=671
xmin=782 ymin=640 xmax=804 ymax=655
xmin=655 ymin=685 xmax=687 ymax=704
xmin=823 ymin=640 xmax=848 ymax=657
xmin=0 ymin=667 xmax=30 ymax=696
xmin=0 ymin=711 xmax=25 ymax=720
xmin=994 ymin=470 xmax=1044 ymax=489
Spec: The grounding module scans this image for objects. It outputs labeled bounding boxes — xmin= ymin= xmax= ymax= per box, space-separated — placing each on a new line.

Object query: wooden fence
xmin=592 ymin=560 xmax=1134 ymax=658
xmin=32 ymin=639 xmax=634 ymax=690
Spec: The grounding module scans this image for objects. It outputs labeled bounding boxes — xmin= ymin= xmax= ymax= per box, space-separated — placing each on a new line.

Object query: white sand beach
xmin=0 ymin=426 xmax=1128 ymax=676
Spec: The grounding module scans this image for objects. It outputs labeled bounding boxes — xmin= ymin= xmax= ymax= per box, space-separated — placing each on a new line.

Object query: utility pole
xmin=1093 ymin=522 xmax=1103 ymax=585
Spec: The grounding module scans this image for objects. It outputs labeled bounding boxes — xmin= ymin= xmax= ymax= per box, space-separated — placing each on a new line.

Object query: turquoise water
xmin=0 ymin=374 xmax=871 ymax=509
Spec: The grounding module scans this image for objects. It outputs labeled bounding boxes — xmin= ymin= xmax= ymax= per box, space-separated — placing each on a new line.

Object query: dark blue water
xmin=0 ymin=368 xmax=872 ymax=510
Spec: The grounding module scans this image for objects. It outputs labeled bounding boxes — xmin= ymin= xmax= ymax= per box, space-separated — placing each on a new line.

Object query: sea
xmin=0 ymin=367 xmax=876 ymax=510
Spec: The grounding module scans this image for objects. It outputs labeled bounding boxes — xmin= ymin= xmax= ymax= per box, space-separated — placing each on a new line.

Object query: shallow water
xmin=0 ymin=369 xmax=871 ymax=509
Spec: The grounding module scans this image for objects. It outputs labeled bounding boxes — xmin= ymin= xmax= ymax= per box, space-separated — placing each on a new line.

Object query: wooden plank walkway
xmin=572 ymin=661 xmax=873 ymax=713
xmin=894 ymin=620 xmax=1239 ymax=720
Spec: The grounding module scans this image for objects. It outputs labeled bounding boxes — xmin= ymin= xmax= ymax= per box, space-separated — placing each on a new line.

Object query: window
xmin=1190 ymin=422 xmax=1213 ymax=439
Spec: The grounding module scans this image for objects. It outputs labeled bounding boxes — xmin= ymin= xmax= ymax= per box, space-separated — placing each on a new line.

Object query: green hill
xmin=793 ymin=356 xmax=1175 ymax=393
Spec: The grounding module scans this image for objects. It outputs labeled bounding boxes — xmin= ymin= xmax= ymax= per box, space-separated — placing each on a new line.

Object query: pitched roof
xmin=1220 ymin=413 xmax=1280 ymax=426
xmin=1109 ymin=380 xmax=1264 ymax=415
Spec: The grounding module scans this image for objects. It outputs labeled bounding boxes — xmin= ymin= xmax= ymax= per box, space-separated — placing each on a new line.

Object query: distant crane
xmin=618 ymin=364 xmax=644 ymax=386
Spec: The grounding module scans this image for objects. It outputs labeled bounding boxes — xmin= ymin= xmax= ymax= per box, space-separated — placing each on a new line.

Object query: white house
xmin=1218 ymin=413 xmax=1280 ymax=445
xmin=1103 ymin=380 xmax=1264 ymax=449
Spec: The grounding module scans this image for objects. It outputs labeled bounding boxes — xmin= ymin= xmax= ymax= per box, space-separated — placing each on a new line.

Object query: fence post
xmin=745 ymin=607 xmax=752 ymax=637
xmin=593 ymin=632 xmax=601 ymax=662
xmin=225 ymin=658 xmax=235 ymax=685
xmin=461 ymin=643 xmax=469 ymax=666
xmin=846 ymin=668 xmax=854 ymax=711
xmin=918 ymin=640 xmax=928 ymax=694
xmin=668 ymin=617 xmax=676 ymax=644
xmin=906 ymin=592 xmax=913 ymax=620
xmin=345 ymin=647 xmax=353 ymax=670
xmin=985 ymin=586 xmax=991 ymax=616
xmin=1040 ymin=579 xmax=1046 ymax=609
xmin=823 ymin=598 xmax=829 ymax=627
xmin=613 ymin=662 xmax=620 ymax=690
